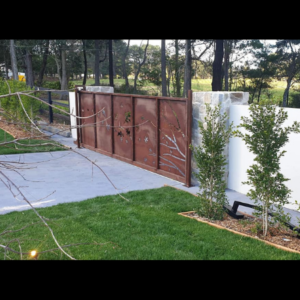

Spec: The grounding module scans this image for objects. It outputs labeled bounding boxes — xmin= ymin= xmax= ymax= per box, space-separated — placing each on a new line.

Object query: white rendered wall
xmin=228 ymin=105 xmax=300 ymax=210
xmin=69 ymin=91 xmax=77 ymax=139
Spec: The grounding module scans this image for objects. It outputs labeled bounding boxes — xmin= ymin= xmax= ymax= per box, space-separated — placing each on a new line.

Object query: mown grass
xmin=0 ymin=128 xmax=67 ymax=155
xmin=1 ymin=186 xmax=299 ymax=260
xmin=71 ymin=78 xmax=290 ymax=99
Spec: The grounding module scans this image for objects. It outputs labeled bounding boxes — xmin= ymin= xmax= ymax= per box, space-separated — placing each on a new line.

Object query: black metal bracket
xmin=223 ymin=201 xmax=300 ymax=236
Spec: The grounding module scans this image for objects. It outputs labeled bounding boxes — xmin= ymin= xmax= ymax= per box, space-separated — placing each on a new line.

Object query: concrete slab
xmin=1 ymin=130 xmax=300 ymax=227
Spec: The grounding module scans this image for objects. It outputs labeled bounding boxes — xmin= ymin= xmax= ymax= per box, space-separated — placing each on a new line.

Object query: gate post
xmin=48 ymin=91 xmax=53 ymax=124
xmin=185 ymin=90 xmax=193 ymax=187
xmin=75 ymin=87 xmax=81 ymax=148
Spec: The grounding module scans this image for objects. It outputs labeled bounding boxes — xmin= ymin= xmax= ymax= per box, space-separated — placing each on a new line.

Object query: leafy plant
xmin=234 ymin=102 xmax=300 ymax=236
xmin=0 ymin=79 xmax=40 ymax=123
xmin=190 ymin=104 xmax=234 ymax=220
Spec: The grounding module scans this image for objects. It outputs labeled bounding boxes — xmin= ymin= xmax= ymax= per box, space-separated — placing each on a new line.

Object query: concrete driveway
xmin=1 ymin=131 xmax=300 ymax=226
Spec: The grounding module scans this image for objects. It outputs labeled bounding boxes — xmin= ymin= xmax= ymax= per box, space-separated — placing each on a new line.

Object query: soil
xmin=37 ymin=114 xmax=71 ymax=133
xmin=0 ymin=114 xmax=70 ymax=139
xmin=181 ymin=211 xmax=300 ymax=254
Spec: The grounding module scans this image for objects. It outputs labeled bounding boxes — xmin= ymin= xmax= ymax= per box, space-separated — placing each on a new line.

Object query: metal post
xmin=48 ymin=91 xmax=53 ymax=124
xmin=185 ymin=90 xmax=192 ymax=187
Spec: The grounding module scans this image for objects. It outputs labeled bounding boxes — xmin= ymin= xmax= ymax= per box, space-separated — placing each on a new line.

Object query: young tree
xmin=190 ymin=104 xmax=233 ymax=220
xmin=234 ymin=102 xmax=300 ymax=236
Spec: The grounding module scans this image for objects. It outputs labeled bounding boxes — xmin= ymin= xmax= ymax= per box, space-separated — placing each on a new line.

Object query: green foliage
xmin=289 ymin=92 xmax=300 ymax=108
xmin=0 ymin=79 xmax=40 ymax=123
xmin=233 ymin=102 xmax=300 ymax=236
xmin=190 ymin=104 xmax=234 ymax=220
xmin=40 ymin=80 xmax=75 ymax=90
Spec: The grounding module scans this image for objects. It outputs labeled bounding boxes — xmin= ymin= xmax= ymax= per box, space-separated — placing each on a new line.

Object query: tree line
xmin=1 ymin=39 xmax=300 ymax=106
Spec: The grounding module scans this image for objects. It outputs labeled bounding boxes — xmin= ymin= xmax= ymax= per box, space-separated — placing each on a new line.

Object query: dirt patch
xmin=38 ymin=114 xmax=71 ymax=133
xmin=0 ymin=115 xmax=47 ymax=139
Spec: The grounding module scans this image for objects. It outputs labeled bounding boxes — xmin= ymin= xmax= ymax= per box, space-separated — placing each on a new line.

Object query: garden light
xmin=30 ymin=250 xmax=38 ymax=259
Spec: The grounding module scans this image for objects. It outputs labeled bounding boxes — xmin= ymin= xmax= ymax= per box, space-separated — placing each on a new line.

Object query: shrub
xmin=233 ymin=102 xmax=300 ymax=236
xmin=190 ymin=104 xmax=234 ymax=220
xmin=0 ymin=79 xmax=40 ymax=123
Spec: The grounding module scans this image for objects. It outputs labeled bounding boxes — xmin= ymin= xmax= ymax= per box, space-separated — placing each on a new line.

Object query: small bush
xmin=190 ymin=104 xmax=234 ymax=220
xmin=0 ymin=79 xmax=40 ymax=123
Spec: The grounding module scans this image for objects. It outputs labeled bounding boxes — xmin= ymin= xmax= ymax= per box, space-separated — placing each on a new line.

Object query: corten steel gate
xmin=75 ymin=88 xmax=192 ymax=187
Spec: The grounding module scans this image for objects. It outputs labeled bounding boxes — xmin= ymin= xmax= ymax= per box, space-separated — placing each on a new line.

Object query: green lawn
xmin=0 ymin=128 xmax=67 ymax=155
xmin=1 ymin=186 xmax=299 ymax=260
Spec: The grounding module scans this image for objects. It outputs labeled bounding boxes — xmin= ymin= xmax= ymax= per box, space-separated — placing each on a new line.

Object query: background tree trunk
xmin=82 ymin=40 xmax=87 ymax=86
xmin=9 ymin=40 xmax=18 ymax=80
xmin=25 ymin=50 xmax=34 ymax=88
xmin=175 ymin=40 xmax=181 ymax=97
xmin=183 ymin=39 xmax=191 ymax=97
xmin=109 ymin=39 xmax=114 ymax=87
xmin=122 ymin=40 xmax=130 ymax=89
xmin=37 ymin=40 xmax=49 ymax=87
xmin=212 ymin=39 xmax=224 ymax=91
xmin=161 ymin=40 xmax=167 ymax=96
xmin=61 ymin=49 xmax=68 ymax=99
xmin=133 ymin=40 xmax=149 ymax=93
xmin=94 ymin=40 xmax=100 ymax=86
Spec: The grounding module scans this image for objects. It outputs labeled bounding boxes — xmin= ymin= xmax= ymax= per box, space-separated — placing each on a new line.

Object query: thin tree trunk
xmin=122 ymin=40 xmax=130 ymax=89
xmin=25 ymin=50 xmax=34 ymax=88
xmin=94 ymin=40 xmax=100 ymax=86
xmin=37 ymin=40 xmax=49 ymax=87
xmin=82 ymin=40 xmax=87 ymax=86
xmin=161 ymin=39 xmax=167 ymax=96
xmin=109 ymin=39 xmax=114 ymax=87
xmin=257 ymin=78 xmax=264 ymax=103
xmin=61 ymin=49 xmax=68 ymax=99
xmin=224 ymin=40 xmax=230 ymax=91
xmin=133 ymin=40 xmax=149 ymax=93
xmin=183 ymin=39 xmax=191 ymax=98
xmin=54 ymin=56 xmax=62 ymax=85
xmin=283 ymin=78 xmax=292 ymax=107
xmin=4 ymin=47 xmax=9 ymax=79
xmin=175 ymin=40 xmax=181 ymax=97
xmin=10 ymin=40 xmax=18 ymax=80
xmin=212 ymin=39 xmax=224 ymax=91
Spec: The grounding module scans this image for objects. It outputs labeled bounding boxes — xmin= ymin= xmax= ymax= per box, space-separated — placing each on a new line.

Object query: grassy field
xmin=1 ymin=186 xmax=300 ymax=260
xmin=0 ymin=128 xmax=66 ymax=155
xmin=70 ymin=78 xmax=292 ymax=101
xmin=71 ymin=78 xmax=213 ymax=93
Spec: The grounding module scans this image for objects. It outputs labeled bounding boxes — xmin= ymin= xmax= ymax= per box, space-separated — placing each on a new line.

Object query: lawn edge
xmin=178 ymin=211 xmax=300 ymax=255
xmin=162 ymin=185 xmax=300 ymax=255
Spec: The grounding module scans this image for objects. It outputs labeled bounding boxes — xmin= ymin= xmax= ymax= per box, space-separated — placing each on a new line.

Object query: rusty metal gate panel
xmin=134 ymin=97 xmax=157 ymax=170
xmin=159 ymin=99 xmax=187 ymax=182
xmin=112 ymin=95 xmax=133 ymax=162
xmin=80 ymin=93 xmax=95 ymax=148
xmin=76 ymin=89 xmax=192 ymax=187
xmin=95 ymin=94 xmax=112 ymax=154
